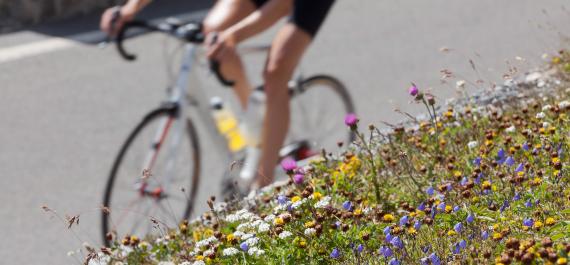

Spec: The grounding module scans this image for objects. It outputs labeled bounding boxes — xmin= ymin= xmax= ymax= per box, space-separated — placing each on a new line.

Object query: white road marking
xmin=0 ymin=10 xmax=207 ymax=64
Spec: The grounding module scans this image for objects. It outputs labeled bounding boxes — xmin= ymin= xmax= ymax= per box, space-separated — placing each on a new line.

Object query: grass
xmin=81 ymin=53 xmax=570 ymax=265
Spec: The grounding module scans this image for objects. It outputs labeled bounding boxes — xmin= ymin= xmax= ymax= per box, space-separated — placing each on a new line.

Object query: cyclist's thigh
xmin=264 ymin=23 xmax=312 ymax=84
xmin=203 ymin=0 xmax=258 ymax=32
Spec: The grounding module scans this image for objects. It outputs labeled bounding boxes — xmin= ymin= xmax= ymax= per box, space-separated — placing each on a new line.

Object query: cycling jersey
xmin=250 ymin=0 xmax=335 ymax=37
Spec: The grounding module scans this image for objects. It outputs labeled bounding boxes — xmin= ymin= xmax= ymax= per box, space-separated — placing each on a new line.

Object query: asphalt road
xmin=1 ymin=1 xmax=569 ymax=264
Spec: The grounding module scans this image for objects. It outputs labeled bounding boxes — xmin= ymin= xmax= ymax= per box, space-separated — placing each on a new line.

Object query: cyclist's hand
xmin=100 ymin=5 xmax=136 ymax=37
xmin=206 ymin=31 xmax=238 ymax=61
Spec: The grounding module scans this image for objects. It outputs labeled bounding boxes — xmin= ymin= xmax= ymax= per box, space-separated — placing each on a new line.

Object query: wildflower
xmin=492 ymin=232 xmax=503 ymax=240
xmin=467 ymin=141 xmax=478 ymax=149
xmin=466 ymin=214 xmax=474 ymax=224
xmin=240 ymin=242 xmax=248 ymax=251
xmin=473 ymin=157 xmax=482 ymax=166
xmin=345 ymin=113 xmax=359 ymax=129
xmin=536 ymin=112 xmax=546 ymax=119
xmin=399 ymin=215 xmax=409 ymax=226
xmin=281 ymin=157 xmax=297 ymax=173
xmin=390 ymin=236 xmax=404 ymax=249
xmin=515 ymin=163 xmax=524 ymax=173
xmin=482 ymin=181 xmax=491 ymax=190
xmin=408 ymin=85 xmax=419 ymax=96
xmin=314 ymin=196 xmax=331 ymax=208
xmin=312 ymin=191 xmax=323 ymax=200
xmin=524 ymin=200 xmax=533 ymax=208
xmin=291 ymin=196 xmax=301 ymax=203
xmin=277 ymin=195 xmax=288 ymax=205
xmin=357 ymin=244 xmax=364 ymax=253
xmin=523 ymin=218 xmax=534 ymax=227
xmin=505 ymin=156 xmax=515 ymax=167
xmin=454 ymin=222 xmax=463 ymax=233
xmin=426 ymin=186 xmax=435 ymax=196
xmin=274 ymin=217 xmax=284 ymax=226
xmin=498 ymin=148 xmax=506 ymax=160
xmin=342 ymin=201 xmax=352 ymax=211
xmin=453 ymin=205 xmax=460 ymax=212
xmin=447 ymin=230 xmax=457 ymax=236
xmin=304 ymin=228 xmax=316 ymax=236
xmin=545 ymin=217 xmax=556 ymax=226
xmin=522 ymin=142 xmax=530 ymax=151
xmin=437 ymin=202 xmax=446 ymax=212
xmin=383 ymin=226 xmax=391 ymax=235
xmin=248 ymin=247 xmax=265 ymax=256
xmin=559 ymin=100 xmax=570 ymax=109
xmin=258 ymin=222 xmax=270 ymax=233
xmin=389 ymin=258 xmax=401 ymax=265
xmin=385 ymin=233 xmax=393 ymax=242
xmin=429 ymin=253 xmax=441 ymax=265
xmin=505 ymin=125 xmax=516 ymax=133
xmin=513 ymin=193 xmax=521 ymax=201
xmin=481 ymin=230 xmax=489 ymax=240
xmin=459 ymin=240 xmax=467 ymax=249
xmin=557 ymin=258 xmax=568 ymax=265
xmin=445 ymin=205 xmax=453 ymax=213
xmin=278 ymin=231 xmax=292 ymax=239
xmin=192 ymin=261 xmax=205 ymax=265
xmin=293 ymin=174 xmax=304 ymax=184
xmin=222 ymin=247 xmax=239 ymax=257
xmin=330 ymin=248 xmax=341 ymax=259
xmin=379 ymin=246 xmax=393 ymax=257
xmin=533 ymin=221 xmax=543 ymax=229
xmin=383 ymin=214 xmax=395 ymax=222
xmin=452 ymin=243 xmax=460 ymax=254
xmin=414 ymin=220 xmax=422 ymax=230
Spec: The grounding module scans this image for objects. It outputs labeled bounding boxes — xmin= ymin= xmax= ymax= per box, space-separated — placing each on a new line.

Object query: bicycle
xmin=101 ymin=19 xmax=355 ymax=246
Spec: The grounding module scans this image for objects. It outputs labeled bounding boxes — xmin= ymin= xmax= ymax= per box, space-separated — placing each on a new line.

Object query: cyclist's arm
xmin=100 ymin=0 xmax=152 ymax=35
xmin=226 ymin=0 xmax=293 ymax=44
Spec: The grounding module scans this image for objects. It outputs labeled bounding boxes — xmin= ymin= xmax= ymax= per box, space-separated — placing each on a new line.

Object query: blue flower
xmin=522 ymin=142 xmax=529 ymax=151
xmin=330 ymin=248 xmax=340 ymax=259
xmin=383 ymin=226 xmax=391 ymax=235
xmin=473 ymin=157 xmax=482 ymax=166
xmin=390 ymin=236 xmax=404 ymax=249
xmin=481 ymin=230 xmax=489 ymax=240
xmin=466 ymin=214 xmax=475 ymax=224
xmin=505 ymin=156 xmax=515 ymax=167
xmin=515 ymin=163 xmax=524 ymax=172
xmin=454 ymin=222 xmax=463 ymax=233
xmin=240 ymin=242 xmax=249 ymax=251
xmin=459 ymin=240 xmax=467 ymax=249
xmin=277 ymin=195 xmax=288 ymax=205
xmin=500 ymin=199 xmax=510 ymax=213
xmin=399 ymin=216 xmax=409 ymax=226
xmin=460 ymin=177 xmax=468 ymax=186
xmin=498 ymin=148 xmax=505 ymax=159
xmin=379 ymin=246 xmax=393 ymax=258
xmin=357 ymin=244 xmax=364 ymax=253
xmin=513 ymin=192 xmax=521 ymax=201
xmin=342 ymin=201 xmax=352 ymax=211
xmin=429 ymin=253 xmax=441 ymax=265
xmin=426 ymin=186 xmax=435 ymax=196
xmin=388 ymin=258 xmax=400 ymax=265
xmin=453 ymin=205 xmax=461 ymax=212
xmin=452 ymin=243 xmax=461 ymax=254
xmin=437 ymin=202 xmax=446 ymax=212
xmin=385 ymin=233 xmax=393 ymax=243
xmin=414 ymin=220 xmax=422 ymax=230
xmin=420 ymin=257 xmax=429 ymax=265
xmin=523 ymin=218 xmax=534 ymax=227
xmin=417 ymin=202 xmax=426 ymax=211
xmin=525 ymin=200 xmax=533 ymax=208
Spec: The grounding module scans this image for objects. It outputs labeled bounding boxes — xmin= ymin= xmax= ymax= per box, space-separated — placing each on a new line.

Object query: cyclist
xmin=100 ymin=0 xmax=335 ymax=189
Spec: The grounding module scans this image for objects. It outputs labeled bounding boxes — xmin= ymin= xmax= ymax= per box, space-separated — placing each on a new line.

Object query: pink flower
xmin=293 ymin=174 xmax=304 ymax=184
xmin=281 ymin=157 xmax=297 ymax=173
xmin=408 ymin=85 xmax=419 ymax=96
xmin=344 ymin=113 xmax=358 ymax=128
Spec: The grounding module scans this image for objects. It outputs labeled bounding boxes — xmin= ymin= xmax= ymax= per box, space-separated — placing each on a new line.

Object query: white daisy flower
xmin=245 ymin=237 xmax=260 ymax=246
xmin=241 ymin=233 xmax=254 ymax=240
xmin=304 ymin=228 xmax=316 ymax=236
xmin=278 ymin=231 xmax=292 ymax=239
xmin=291 ymin=198 xmax=307 ymax=209
xmin=192 ymin=261 xmax=206 ymax=265
xmin=247 ymin=247 xmax=265 ymax=256
xmin=536 ymin=112 xmax=546 ymax=119
xmin=467 ymin=141 xmax=478 ymax=149
xmin=258 ymin=222 xmax=270 ymax=233
xmin=233 ymin=231 xmax=244 ymax=238
xmin=505 ymin=125 xmax=516 ymax=133
xmin=314 ymin=196 xmax=331 ymax=208
xmin=263 ymin=214 xmax=276 ymax=223
xmin=559 ymin=100 xmax=570 ymax=109
xmin=203 ymin=249 xmax=214 ymax=257
xmin=542 ymin=105 xmax=552 ymax=111
xmin=222 ymin=247 xmax=239 ymax=257
xmin=543 ymin=122 xmax=550 ymax=128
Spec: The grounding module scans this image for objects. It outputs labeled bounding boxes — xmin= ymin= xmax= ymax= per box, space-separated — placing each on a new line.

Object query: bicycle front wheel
xmin=102 ymin=107 xmax=200 ymax=246
xmin=287 ymin=75 xmax=356 ymax=158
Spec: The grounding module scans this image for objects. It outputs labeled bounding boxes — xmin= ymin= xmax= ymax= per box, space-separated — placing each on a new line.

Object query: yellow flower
xmin=354 ymin=208 xmax=363 ymax=216
xmin=312 ymin=192 xmax=322 ymax=201
xmin=532 ymin=177 xmax=542 ymax=186
xmin=552 ymin=157 xmax=561 ymax=164
xmin=138 ymin=241 xmax=149 ymax=250
xmin=274 ymin=217 xmax=284 ymax=225
xmin=493 ymin=232 xmax=503 ymax=240
xmin=304 ymin=221 xmax=316 ymax=228
xmin=509 ymin=147 xmax=516 ymax=154
xmin=492 ymin=185 xmax=498 ymax=192
xmin=482 ymin=181 xmax=491 ymax=189
xmin=299 ymin=240 xmax=307 ymax=248
xmin=445 ymin=205 xmax=453 ymax=213
xmin=485 ymin=140 xmax=493 ymax=147
xmin=383 ymin=214 xmax=395 ymax=222
xmin=534 ymin=221 xmax=544 ymax=229
xmin=552 ymin=56 xmax=562 ymax=64
xmin=447 ymin=230 xmax=457 ymax=236
xmin=517 ymin=171 xmax=524 ymax=177
xmin=546 ymin=217 xmax=556 ymax=226
xmin=444 ymin=111 xmax=453 ymax=118
xmin=196 ymin=255 xmax=204 ymax=261
xmin=453 ymin=171 xmax=462 ymax=178
xmin=493 ymin=224 xmax=500 ymax=230
xmin=472 ymin=196 xmax=480 ymax=203
xmin=407 ymin=227 xmax=417 ymax=235
xmin=204 ymin=229 xmax=214 ymax=237
xmin=557 ymin=257 xmax=568 ymax=265
xmin=291 ymin=196 xmax=301 ymax=203
xmin=226 ymin=233 xmax=235 ymax=242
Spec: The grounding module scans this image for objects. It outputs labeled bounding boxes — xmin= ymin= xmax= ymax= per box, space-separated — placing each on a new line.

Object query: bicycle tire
xmin=288 ymin=74 xmax=356 ymax=156
xmin=101 ymin=107 xmax=200 ymax=246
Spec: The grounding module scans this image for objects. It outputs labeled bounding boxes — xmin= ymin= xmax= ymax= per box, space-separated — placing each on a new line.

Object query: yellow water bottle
xmin=210 ymin=97 xmax=246 ymax=152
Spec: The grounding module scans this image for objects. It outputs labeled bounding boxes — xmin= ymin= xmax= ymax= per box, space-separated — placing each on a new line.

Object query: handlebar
xmin=114 ymin=20 xmax=235 ymax=87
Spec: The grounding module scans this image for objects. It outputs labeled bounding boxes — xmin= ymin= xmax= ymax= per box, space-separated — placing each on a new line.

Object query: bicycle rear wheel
xmin=102 ymin=107 xmax=200 ymax=246
xmin=287 ymin=75 xmax=356 ymax=160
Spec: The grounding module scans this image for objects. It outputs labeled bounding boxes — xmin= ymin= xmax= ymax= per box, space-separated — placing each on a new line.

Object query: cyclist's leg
xmin=203 ymin=0 xmax=256 ymax=107
xmin=256 ymin=23 xmax=312 ymax=187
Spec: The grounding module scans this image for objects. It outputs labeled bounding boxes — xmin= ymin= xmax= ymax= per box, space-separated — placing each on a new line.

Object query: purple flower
xmin=379 ymin=246 xmax=393 ymax=258
xmin=385 ymin=233 xmax=393 ymax=243
xmin=437 ymin=202 xmax=446 ymax=212
xmin=460 ymin=177 xmax=468 ymax=186
xmin=513 ymin=192 xmax=521 ymax=201
xmin=344 ymin=113 xmax=358 ymax=128
xmin=330 ymin=248 xmax=340 ymax=259
xmin=408 ymin=85 xmax=419 ymax=96
xmin=399 ymin=215 xmax=409 ymax=226
xmin=473 ymin=157 xmax=482 ymax=166
xmin=505 ymin=156 xmax=515 ymax=167
xmin=525 ymin=200 xmax=533 ymax=208
xmin=523 ymin=218 xmax=534 ymax=227
xmin=429 ymin=253 xmax=441 ymax=265
xmin=459 ymin=240 xmax=467 ymax=249
xmin=281 ymin=157 xmax=297 ymax=173
xmin=515 ymin=163 xmax=524 ymax=173
xmin=522 ymin=142 xmax=530 ymax=151
xmin=389 ymin=258 xmax=401 ymax=265
xmin=426 ymin=186 xmax=435 ymax=196
xmin=497 ymin=149 xmax=505 ymax=160
xmin=293 ymin=174 xmax=304 ymax=184
xmin=500 ymin=200 xmax=510 ymax=213
xmin=417 ymin=202 xmax=426 ymax=211
xmin=466 ymin=214 xmax=474 ymax=224
xmin=383 ymin=226 xmax=391 ymax=235
xmin=454 ymin=222 xmax=463 ymax=233
xmin=390 ymin=236 xmax=404 ymax=249
xmin=420 ymin=257 xmax=429 ymax=265
xmin=452 ymin=243 xmax=461 ymax=254
xmin=342 ymin=201 xmax=352 ymax=211
xmin=481 ymin=230 xmax=489 ymax=240
xmin=453 ymin=206 xmax=461 ymax=212
xmin=357 ymin=244 xmax=364 ymax=253
xmin=240 ymin=242 xmax=249 ymax=251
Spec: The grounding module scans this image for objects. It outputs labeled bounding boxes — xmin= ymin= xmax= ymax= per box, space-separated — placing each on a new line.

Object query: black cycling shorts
xmin=250 ymin=0 xmax=335 ymax=37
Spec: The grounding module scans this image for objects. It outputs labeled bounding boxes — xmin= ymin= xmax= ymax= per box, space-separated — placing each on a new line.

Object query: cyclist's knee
xmin=263 ymin=59 xmax=293 ymax=86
